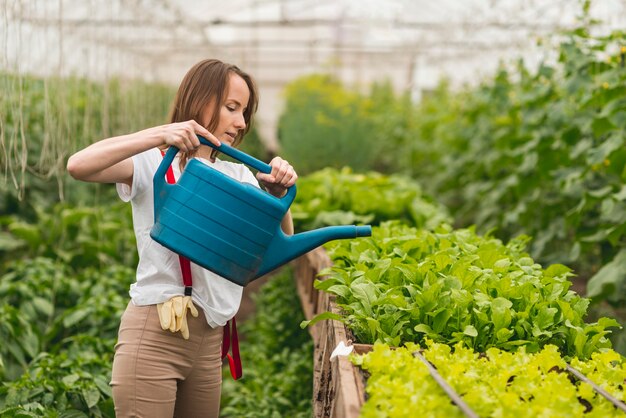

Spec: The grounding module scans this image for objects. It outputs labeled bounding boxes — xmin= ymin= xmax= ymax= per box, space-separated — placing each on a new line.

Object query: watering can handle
xmin=153 ymin=136 xmax=297 ymax=220
xmin=197 ymin=135 xmax=272 ymax=174
xmin=196 ymin=135 xmax=297 ymax=207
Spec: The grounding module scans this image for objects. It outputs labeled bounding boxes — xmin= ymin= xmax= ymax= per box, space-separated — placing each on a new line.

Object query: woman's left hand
xmin=257 ymin=157 xmax=298 ymax=197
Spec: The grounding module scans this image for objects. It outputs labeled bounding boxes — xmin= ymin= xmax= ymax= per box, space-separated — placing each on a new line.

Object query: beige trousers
xmin=111 ymin=301 xmax=223 ymax=418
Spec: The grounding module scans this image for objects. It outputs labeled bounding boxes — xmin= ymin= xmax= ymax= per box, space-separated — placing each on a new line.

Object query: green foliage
xmin=0 ymin=336 xmax=116 ymax=418
xmin=220 ymin=268 xmax=312 ymax=418
xmin=308 ymin=222 xmax=619 ymax=359
xmin=354 ymin=341 xmax=626 ymax=417
xmin=0 ymin=200 xmax=136 ymax=269
xmin=0 ymin=256 xmax=133 ymax=380
xmin=358 ymin=80 xmax=417 ymax=172
xmin=587 ymin=249 xmax=626 ymax=304
xmin=0 ymin=257 xmax=78 ymax=380
xmin=278 ymin=74 xmax=385 ymax=174
xmin=0 ymin=255 xmax=132 ymax=416
xmin=291 ymin=167 xmax=451 ymax=233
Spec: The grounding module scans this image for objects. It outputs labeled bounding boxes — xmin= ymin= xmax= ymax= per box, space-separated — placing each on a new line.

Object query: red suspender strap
xmin=161 ymin=150 xmax=193 ymax=292
xmin=160 ymin=150 xmax=242 ymax=380
xmin=221 ymin=318 xmax=242 ymax=379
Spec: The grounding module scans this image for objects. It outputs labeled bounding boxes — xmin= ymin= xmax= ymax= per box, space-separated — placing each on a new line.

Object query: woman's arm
xmin=256 ymin=156 xmax=297 ymax=236
xmin=281 ymin=210 xmax=294 ymax=236
xmin=67 ymin=121 xmax=218 ymax=186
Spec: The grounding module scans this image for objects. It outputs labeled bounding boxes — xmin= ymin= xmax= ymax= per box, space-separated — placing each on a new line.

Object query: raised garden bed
xmin=295 ymin=247 xmax=626 ymax=418
xmin=295 ymin=248 xmax=365 ymax=418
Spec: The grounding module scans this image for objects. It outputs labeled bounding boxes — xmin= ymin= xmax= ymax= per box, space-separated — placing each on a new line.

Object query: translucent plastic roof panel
xmin=3 ymin=0 xmax=625 ymax=147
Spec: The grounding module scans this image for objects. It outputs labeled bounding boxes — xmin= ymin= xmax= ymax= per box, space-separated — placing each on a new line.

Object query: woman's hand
xmin=257 ymin=157 xmax=298 ymax=197
xmin=156 ymin=120 xmax=220 ymax=152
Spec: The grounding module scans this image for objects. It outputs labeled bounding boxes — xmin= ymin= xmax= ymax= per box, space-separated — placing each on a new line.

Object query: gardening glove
xmin=176 ymin=295 xmax=199 ymax=340
xmin=157 ymin=296 xmax=199 ymax=340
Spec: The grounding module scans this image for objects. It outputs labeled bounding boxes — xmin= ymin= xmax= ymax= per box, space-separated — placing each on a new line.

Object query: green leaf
xmin=493 ymin=258 xmax=511 ymax=270
xmin=587 ymin=185 xmax=613 ymax=198
xmin=597 ymin=316 xmax=621 ymax=329
xmin=20 ymin=331 xmax=39 ymax=359
xmin=300 ymin=311 xmax=343 ymax=328
xmin=62 ymin=373 xmax=80 ymax=386
xmin=587 ymin=249 xmax=626 ymax=301
xmin=82 ymin=386 xmax=100 ymax=408
xmin=586 ymin=132 xmax=624 ymax=164
xmin=6 ymin=340 xmax=27 ymax=368
xmin=350 ymin=282 xmax=378 ymax=316
xmin=7 ymin=223 xmax=40 ymax=249
xmin=432 ymin=252 xmax=453 ymax=271
xmin=590 ymin=116 xmax=615 ymax=137
xmin=432 ymin=309 xmax=452 ymax=333
xmin=366 ymin=317 xmax=382 ymax=341
xmin=63 ymin=308 xmax=91 ymax=328
xmin=491 ymin=298 xmax=513 ymax=331
xmin=314 ymin=277 xmax=340 ymax=291
xmin=496 ymin=328 xmax=513 ymax=342
xmin=414 ymin=324 xmax=433 ymax=334
xmin=535 ymin=305 xmax=558 ymax=329
xmin=614 ymin=185 xmax=626 ymax=201
xmin=574 ymin=330 xmax=588 ymax=357
xmin=544 ymin=264 xmax=572 ymax=278
xmin=31 ymin=297 xmax=54 ymax=317
xmin=477 ymin=249 xmax=502 ymax=269
xmin=0 ymin=231 xmax=27 ymax=251
xmin=463 ymin=325 xmax=478 ymax=337
xmin=94 ymin=376 xmax=112 ymax=397
xmin=326 ymin=285 xmax=351 ymax=299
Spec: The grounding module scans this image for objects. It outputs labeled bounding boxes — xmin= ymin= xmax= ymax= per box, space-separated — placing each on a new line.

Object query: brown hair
xmin=168 ymin=59 xmax=259 ymax=168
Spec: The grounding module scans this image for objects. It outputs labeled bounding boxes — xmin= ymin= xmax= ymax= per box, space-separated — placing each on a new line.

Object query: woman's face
xmin=202 ymin=73 xmax=250 ymax=147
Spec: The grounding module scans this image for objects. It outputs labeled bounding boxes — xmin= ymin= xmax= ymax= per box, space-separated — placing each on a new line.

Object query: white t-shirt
xmin=116 ymin=148 xmax=260 ymax=327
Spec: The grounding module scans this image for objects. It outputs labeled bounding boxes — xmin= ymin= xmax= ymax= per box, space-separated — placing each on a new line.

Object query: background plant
xmin=278 ymin=74 xmax=388 ymax=174
xmin=291 ymin=167 xmax=451 ymax=233
xmin=0 ymin=255 xmax=133 ymax=416
xmin=0 ymin=201 xmax=136 ymax=269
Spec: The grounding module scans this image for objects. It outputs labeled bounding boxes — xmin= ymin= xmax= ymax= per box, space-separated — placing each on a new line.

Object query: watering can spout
xmin=256 ymin=225 xmax=372 ymax=278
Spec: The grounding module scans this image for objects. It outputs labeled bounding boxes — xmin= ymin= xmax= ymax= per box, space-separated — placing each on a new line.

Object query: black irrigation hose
xmin=413 ymin=350 xmax=479 ymax=418
xmin=565 ymin=363 xmax=626 ymax=414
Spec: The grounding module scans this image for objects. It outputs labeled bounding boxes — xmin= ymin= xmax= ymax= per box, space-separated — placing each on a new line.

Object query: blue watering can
xmin=150 ymin=136 xmax=372 ymax=286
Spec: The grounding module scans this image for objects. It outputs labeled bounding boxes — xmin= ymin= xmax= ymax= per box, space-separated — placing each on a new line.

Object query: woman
xmin=67 ymin=59 xmax=297 ymax=417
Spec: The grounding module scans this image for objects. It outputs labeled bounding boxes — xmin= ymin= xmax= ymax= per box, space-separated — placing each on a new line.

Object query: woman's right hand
xmin=157 ymin=120 xmax=221 ymax=152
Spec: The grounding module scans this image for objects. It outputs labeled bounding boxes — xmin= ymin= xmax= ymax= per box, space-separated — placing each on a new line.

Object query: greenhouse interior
xmin=1 ymin=0 xmax=626 ymax=416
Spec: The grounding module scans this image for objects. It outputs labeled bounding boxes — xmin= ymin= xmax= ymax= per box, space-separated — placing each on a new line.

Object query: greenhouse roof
xmin=3 ymin=0 xmax=625 ymax=146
